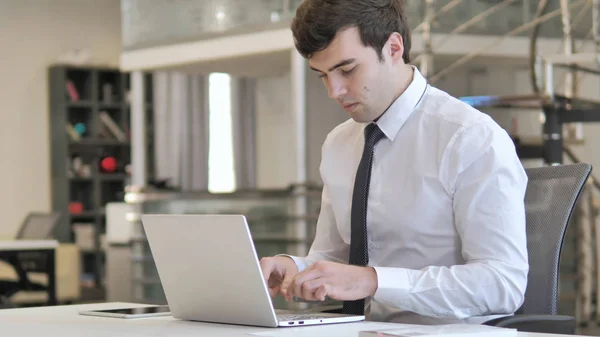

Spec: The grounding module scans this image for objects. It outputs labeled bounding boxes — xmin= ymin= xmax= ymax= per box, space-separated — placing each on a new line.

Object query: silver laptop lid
xmin=141 ymin=214 xmax=279 ymax=327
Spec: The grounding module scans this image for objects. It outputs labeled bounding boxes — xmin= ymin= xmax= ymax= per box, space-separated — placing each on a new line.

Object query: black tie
xmin=343 ymin=123 xmax=385 ymax=316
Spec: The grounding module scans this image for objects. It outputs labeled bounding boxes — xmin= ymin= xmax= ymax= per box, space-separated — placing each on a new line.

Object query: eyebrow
xmin=309 ymin=58 xmax=356 ymax=73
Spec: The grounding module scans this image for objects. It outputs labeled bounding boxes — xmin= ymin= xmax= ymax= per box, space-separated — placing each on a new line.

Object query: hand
xmin=259 ymin=256 xmax=299 ymax=298
xmin=281 ymin=260 xmax=378 ymax=302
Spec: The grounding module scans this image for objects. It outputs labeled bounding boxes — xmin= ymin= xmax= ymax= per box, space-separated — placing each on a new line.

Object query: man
xmin=260 ymin=0 xmax=529 ymax=325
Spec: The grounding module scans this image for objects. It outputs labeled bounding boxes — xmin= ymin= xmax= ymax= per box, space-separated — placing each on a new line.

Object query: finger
xmin=261 ymin=259 xmax=283 ymax=298
xmin=280 ymin=269 xmax=296 ymax=301
xmin=300 ymin=279 xmax=323 ymax=301
xmin=259 ymin=258 xmax=273 ymax=284
xmin=268 ymin=285 xmax=280 ymax=298
xmin=282 ymin=262 xmax=321 ymax=301
xmin=314 ymin=284 xmax=329 ymax=301
xmin=291 ymin=269 xmax=322 ymax=301
xmin=281 ymin=263 xmax=315 ymax=300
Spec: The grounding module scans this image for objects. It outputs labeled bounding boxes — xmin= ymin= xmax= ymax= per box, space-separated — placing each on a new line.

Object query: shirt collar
xmin=373 ymin=66 xmax=427 ymax=141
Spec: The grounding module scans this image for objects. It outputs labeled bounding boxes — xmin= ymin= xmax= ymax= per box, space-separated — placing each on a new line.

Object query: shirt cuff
xmin=372 ymin=266 xmax=411 ymax=303
xmin=276 ymin=254 xmax=309 ymax=272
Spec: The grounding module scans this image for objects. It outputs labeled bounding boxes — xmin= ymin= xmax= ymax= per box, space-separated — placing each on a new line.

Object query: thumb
xmin=259 ymin=258 xmax=274 ymax=284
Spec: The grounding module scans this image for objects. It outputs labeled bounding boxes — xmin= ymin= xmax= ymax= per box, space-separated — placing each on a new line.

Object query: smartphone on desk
xmin=79 ymin=305 xmax=171 ymax=319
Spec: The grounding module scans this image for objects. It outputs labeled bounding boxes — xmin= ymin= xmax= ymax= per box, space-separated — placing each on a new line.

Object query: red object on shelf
xmin=69 ymin=202 xmax=84 ymax=214
xmin=101 ymin=156 xmax=117 ymax=172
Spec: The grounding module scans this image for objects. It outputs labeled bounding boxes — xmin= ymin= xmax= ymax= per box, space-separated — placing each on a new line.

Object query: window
xmin=208 ymin=73 xmax=236 ymax=193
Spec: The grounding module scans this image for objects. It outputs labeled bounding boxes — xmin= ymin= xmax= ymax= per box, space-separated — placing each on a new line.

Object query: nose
xmin=326 ymin=77 xmax=347 ymax=100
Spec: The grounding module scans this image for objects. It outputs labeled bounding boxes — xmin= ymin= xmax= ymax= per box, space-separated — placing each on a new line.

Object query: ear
xmin=387 ymin=32 xmax=405 ymax=64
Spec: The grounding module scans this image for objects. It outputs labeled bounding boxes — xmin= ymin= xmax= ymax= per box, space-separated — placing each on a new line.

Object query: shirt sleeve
xmin=279 ymin=183 xmax=350 ymax=272
xmin=372 ymin=120 xmax=529 ymax=319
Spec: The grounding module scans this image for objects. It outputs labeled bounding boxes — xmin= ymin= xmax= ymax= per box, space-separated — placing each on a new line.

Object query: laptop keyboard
xmin=277 ymin=314 xmax=328 ymax=321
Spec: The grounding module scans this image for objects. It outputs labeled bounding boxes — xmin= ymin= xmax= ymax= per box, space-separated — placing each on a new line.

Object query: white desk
xmin=0 ymin=240 xmax=58 ymax=251
xmin=0 ymin=302 xmax=588 ymax=337
xmin=0 ymin=240 xmax=58 ymax=304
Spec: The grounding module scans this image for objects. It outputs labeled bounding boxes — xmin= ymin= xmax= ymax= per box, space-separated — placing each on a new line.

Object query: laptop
xmin=141 ymin=214 xmax=365 ymax=327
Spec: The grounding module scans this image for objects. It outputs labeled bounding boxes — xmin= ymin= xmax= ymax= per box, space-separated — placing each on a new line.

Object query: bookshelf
xmin=49 ymin=65 xmax=154 ymax=290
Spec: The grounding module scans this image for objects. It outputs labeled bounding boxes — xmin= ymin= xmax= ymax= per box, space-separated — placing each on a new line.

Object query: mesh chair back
xmin=17 ymin=212 xmax=61 ymax=240
xmin=519 ymin=163 xmax=591 ymax=315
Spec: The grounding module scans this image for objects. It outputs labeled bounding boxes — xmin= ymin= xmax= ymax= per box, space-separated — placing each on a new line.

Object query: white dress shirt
xmin=287 ymin=67 xmax=529 ymax=325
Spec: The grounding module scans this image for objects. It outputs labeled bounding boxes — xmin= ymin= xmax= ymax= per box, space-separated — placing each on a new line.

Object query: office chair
xmin=313 ymin=163 xmax=591 ymax=334
xmin=15 ymin=212 xmax=61 ymax=240
xmin=0 ymin=212 xmax=61 ymax=308
xmin=0 ymin=255 xmax=47 ymax=308
xmin=484 ymin=162 xmax=592 ymax=334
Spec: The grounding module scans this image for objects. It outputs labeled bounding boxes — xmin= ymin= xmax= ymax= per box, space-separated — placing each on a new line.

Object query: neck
xmin=374 ymin=64 xmax=414 ymax=122
xmin=393 ymin=64 xmax=414 ymax=101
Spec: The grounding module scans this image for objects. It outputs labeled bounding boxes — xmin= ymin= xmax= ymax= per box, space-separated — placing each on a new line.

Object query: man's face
xmin=308 ymin=27 xmax=396 ymax=123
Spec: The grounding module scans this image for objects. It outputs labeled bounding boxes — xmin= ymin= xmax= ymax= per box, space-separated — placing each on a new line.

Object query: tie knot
xmin=364 ymin=123 xmax=385 ymax=146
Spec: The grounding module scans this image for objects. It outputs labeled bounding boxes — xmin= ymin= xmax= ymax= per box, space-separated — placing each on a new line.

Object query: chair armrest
xmin=483 ymin=314 xmax=575 ymax=335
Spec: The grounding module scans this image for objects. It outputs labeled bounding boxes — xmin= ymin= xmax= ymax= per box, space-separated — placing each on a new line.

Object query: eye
xmin=341 ymin=66 xmax=357 ymax=76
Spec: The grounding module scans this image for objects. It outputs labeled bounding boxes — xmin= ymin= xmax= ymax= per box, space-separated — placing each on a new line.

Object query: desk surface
xmin=0 ymin=240 xmax=58 ymax=251
xmin=0 ymin=302 xmax=587 ymax=337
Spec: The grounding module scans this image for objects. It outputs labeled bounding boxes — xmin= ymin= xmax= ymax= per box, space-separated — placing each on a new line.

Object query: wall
xmin=0 ymin=0 xmax=122 ymax=238
xmin=255 ymin=73 xmax=296 ymax=188
xmin=254 ymin=69 xmax=348 ymax=188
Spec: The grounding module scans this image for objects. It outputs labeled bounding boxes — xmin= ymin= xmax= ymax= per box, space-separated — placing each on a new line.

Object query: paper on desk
xmin=248 ymin=322 xmax=399 ymax=337
xmin=359 ymin=324 xmax=517 ymax=337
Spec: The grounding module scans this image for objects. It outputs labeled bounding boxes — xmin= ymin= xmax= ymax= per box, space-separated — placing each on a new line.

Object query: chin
xmin=351 ymin=117 xmax=370 ymax=123
xmin=350 ymin=111 xmax=373 ymax=124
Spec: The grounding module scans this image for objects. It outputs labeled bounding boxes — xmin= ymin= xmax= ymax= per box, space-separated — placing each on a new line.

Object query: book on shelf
xmin=65 ymin=123 xmax=81 ymax=141
xmin=66 ymin=80 xmax=79 ymax=101
xmin=102 ymin=83 xmax=113 ymax=103
xmin=99 ymin=111 xmax=127 ymax=141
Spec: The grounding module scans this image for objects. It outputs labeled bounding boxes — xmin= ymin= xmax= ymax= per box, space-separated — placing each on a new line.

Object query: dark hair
xmin=291 ymin=0 xmax=411 ymax=63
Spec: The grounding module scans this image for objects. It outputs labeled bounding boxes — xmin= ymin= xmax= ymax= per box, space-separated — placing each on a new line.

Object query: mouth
xmin=343 ymin=103 xmax=359 ymax=113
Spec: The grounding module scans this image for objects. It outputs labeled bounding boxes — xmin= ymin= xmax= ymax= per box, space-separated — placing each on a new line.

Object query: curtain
xmin=153 ymin=72 xmax=209 ymax=191
xmin=152 ymin=73 xmax=256 ymax=191
xmin=230 ymin=77 xmax=257 ymax=190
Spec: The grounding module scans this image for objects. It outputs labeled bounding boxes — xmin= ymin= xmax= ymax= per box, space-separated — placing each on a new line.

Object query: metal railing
xmin=120 ymin=0 xmax=588 ymax=51
xmin=123 ymin=184 xmax=321 ymax=309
